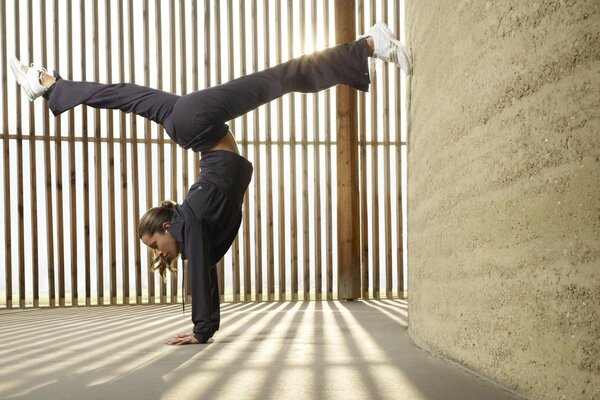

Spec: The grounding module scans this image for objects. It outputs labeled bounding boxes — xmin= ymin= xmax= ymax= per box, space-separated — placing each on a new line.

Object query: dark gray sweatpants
xmin=43 ymin=38 xmax=371 ymax=152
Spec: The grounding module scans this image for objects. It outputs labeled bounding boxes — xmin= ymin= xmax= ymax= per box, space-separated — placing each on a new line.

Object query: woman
xmin=10 ymin=22 xmax=411 ymax=345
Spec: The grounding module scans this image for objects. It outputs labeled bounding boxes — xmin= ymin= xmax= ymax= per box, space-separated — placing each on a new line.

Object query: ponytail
xmin=138 ymin=200 xmax=178 ymax=283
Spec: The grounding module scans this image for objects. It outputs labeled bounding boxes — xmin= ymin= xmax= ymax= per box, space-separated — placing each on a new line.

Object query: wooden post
xmin=336 ymin=0 xmax=361 ymax=300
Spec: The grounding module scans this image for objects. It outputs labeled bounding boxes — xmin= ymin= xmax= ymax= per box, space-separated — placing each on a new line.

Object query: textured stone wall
xmin=405 ymin=1 xmax=599 ymax=399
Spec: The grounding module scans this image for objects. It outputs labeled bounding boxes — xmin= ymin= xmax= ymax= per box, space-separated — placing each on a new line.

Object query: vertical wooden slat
xmin=104 ymin=0 xmax=117 ymax=306
xmin=227 ymin=0 xmax=240 ymax=303
xmin=358 ymin=0 xmax=369 ymax=300
xmin=369 ymin=0 xmax=380 ymax=300
xmin=250 ymin=0 xmax=262 ymax=302
xmin=144 ymin=0 xmax=154 ymax=304
xmin=276 ymin=0 xmax=286 ymax=302
xmin=288 ymin=0 xmax=298 ymax=302
xmin=54 ymin=0 xmax=66 ymax=307
xmin=187 ymin=0 xmax=199 ymax=305
xmin=128 ymin=0 xmax=140 ymax=304
xmin=324 ymin=0 xmax=333 ymax=300
xmin=264 ymin=0 xmax=274 ymax=303
xmin=193 ymin=0 xmax=200 ymax=191
xmin=312 ymin=0 xmax=322 ymax=301
xmin=67 ymin=0 xmax=78 ymax=306
xmin=179 ymin=0 xmax=188 ymax=305
xmin=93 ymin=0 xmax=104 ymax=306
xmin=81 ymin=0 xmax=92 ymax=307
xmin=239 ymin=0 xmax=250 ymax=301
xmin=215 ymin=0 xmax=225 ymax=303
xmin=239 ymin=0 xmax=251 ymax=302
xmin=1 ymin=0 xmax=12 ymax=309
xmin=300 ymin=0 xmax=309 ymax=301
xmin=169 ymin=0 xmax=177 ymax=304
xmin=118 ymin=0 xmax=130 ymax=305
xmin=382 ymin=2 xmax=393 ymax=299
xmin=14 ymin=0 xmax=25 ymax=309
xmin=395 ymin=1 xmax=404 ymax=298
xmin=336 ymin=0 xmax=361 ymax=300
xmin=155 ymin=0 xmax=166 ymax=303
xmin=28 ymin=0 xmax=40 ymax=308
xmin=41 ymin=0 xmax=56 ymax=308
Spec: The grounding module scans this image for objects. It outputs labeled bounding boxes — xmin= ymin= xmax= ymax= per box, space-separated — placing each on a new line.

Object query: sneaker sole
xmin=392 ymin=38 xmax=412 ymax=74
xmin=374 ymin=22 xmax=412 ymax=74
xmin=9 ymin=57 xmax=35 ymax=101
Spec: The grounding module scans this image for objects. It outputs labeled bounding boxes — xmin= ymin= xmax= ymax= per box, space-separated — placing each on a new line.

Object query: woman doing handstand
xmin=10 ymin=22 xmax=411 ymax=345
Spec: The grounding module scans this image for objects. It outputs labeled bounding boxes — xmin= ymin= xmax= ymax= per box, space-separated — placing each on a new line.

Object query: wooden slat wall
xmin=0 ymin=0 xmax=405 ymax=308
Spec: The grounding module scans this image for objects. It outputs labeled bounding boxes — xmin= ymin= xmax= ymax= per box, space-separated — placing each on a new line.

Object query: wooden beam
xmin=336 ymin=0 xmax=361 ymax=300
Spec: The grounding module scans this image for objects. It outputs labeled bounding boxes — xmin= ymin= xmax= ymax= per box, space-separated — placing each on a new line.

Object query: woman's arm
xmin=185 ymin=220 xmax=215 ymax=344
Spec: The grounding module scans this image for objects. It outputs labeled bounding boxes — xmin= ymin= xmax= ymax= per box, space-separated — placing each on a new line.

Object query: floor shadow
xmin=338 ymin=300 xmax=520 ymax=400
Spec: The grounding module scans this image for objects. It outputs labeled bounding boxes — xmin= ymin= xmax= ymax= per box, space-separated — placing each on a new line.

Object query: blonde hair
xmin=138 ymin=200 xmax=178 ymax=283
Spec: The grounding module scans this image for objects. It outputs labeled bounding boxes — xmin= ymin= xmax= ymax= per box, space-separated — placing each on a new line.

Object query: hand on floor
xmin=165 ymin=332 xmax=200 ymax=345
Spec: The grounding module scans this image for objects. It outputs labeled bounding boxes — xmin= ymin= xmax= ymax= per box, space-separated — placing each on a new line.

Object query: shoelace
xmin=30 ymin=62 xmax=47 ymax=73
xmin=388 ymin=44 xmax=399 ymax=64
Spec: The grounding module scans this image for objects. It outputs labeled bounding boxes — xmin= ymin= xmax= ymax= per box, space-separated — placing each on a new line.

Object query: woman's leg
xmin=42 ymin=73 xmax=180 ymax=136
xmin=197 ymin=38 xmax=372 ymax=122
xmin=209 ymin=265 xmax=220 ymax=336
xmin=171 ymin=38 xmax=372 ymax=152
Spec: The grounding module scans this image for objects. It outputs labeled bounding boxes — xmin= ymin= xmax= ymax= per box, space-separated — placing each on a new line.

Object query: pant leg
xmin=209 ymin=265 xmax=220 ymax=335
xmin=42 ymin=74 xmax=180 ymax=137
xmin=171 ymin=38 xmax=371 ymax=152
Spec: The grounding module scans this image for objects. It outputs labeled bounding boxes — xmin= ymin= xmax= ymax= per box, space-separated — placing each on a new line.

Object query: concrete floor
xmin=0 ymin=300 xmax=521 ymax=400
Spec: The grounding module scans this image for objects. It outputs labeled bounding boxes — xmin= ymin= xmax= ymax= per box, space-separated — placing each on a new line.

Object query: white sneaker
xmin=361 ymin=22 xmax=412 ymax=74
xmin=9 ymin=56 xmax=49 ymax=101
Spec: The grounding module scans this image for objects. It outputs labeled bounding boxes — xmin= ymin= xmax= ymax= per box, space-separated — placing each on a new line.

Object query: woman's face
xmin=140 ymin=223 xmax=180 ymax=262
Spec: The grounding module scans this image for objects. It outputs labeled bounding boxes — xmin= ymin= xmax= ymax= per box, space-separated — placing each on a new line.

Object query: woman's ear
xmin=162 ymin=221 xmax=170 ymax=232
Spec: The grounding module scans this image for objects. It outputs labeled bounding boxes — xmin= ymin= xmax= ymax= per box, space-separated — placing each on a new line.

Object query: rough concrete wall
xmin=406 ymin=1 xmax=600 ymax=399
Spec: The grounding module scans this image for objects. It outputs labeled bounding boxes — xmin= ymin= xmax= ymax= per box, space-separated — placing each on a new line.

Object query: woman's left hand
xmin=165 ymin=333 xmax=200 ymax=345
